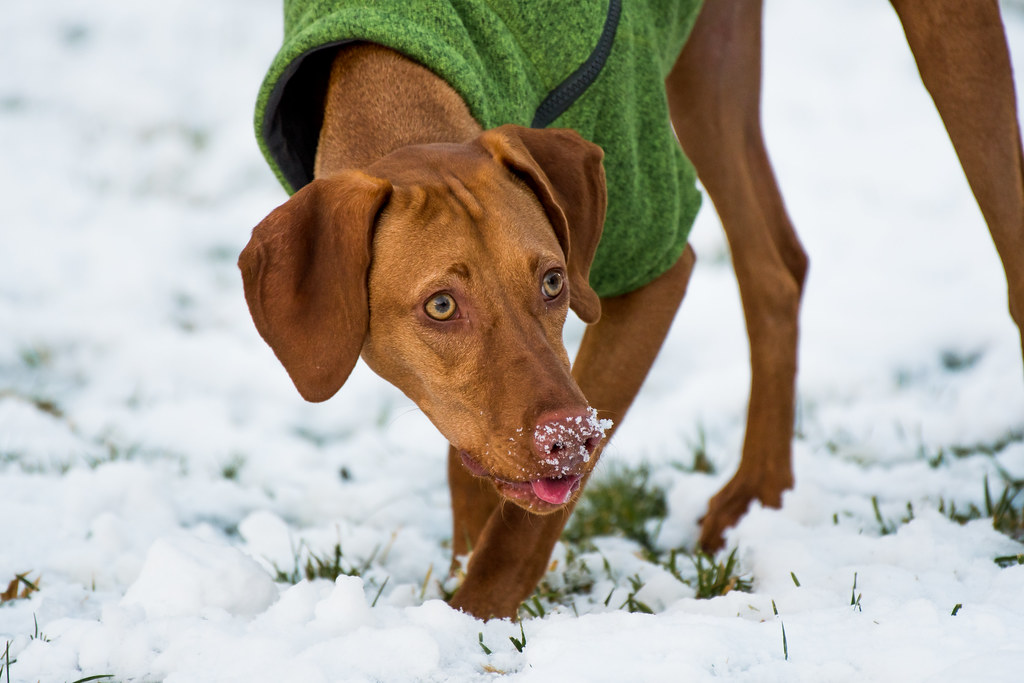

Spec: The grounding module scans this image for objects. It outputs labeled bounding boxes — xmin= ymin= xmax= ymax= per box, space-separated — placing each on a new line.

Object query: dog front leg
xmin=891 ymin=0 xmax=1024 ymax=368
xmin=447 ymin=444 xmax=502 ymax=565
xmin=572 ymin=247 xmax=696 ymax=433
xmin=448 ymin=251 xmax=695 ymax=620
xmin=447 ymin=502 xmax=571 ymax=620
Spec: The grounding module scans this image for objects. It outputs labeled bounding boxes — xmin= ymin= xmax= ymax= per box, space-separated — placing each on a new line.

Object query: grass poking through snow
xmin=0 ymin=573 xmax=40 ymax=604
xmin=669 ymin=548 xmax=753 ymax=599
xmin=562 ymin=463 xmax=667 ymax=560
xmin=272 ymin=539 xmax=391 ymax=595
xmin=868 ymin=467 xmax=1024 ymax=566
xmin=519 ymin=461 xmax=752 ymax=619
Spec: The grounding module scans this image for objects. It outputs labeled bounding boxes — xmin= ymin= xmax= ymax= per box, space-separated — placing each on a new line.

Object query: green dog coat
xmin=255 ymin=0 xmax=704 ymax=298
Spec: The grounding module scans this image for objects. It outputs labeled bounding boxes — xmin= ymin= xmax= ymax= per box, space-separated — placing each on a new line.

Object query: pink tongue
xmin=531 ymin=476 xmax=581 ymax=505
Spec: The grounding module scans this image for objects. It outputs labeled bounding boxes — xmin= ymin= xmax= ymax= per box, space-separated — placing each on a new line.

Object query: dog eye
xmin=541 ymin=270 xmax=565 ymax=299
xmin=424 ymin=293 xmax=457 ymax=321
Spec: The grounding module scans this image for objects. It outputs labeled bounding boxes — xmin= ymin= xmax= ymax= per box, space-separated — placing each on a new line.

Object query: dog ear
xmin=478 ymin=125 xmax=605 ymax=324
xmin=238 ymin=171 xmax=392 ymax=402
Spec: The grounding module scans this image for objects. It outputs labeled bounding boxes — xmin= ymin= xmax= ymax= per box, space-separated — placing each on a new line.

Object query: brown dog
xmin=240 ymin=0 xmax=1024 ymax=619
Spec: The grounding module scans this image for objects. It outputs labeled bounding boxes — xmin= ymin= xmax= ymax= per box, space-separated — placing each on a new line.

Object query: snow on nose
xmin=532 ymin=408 xmax=609 ymax=474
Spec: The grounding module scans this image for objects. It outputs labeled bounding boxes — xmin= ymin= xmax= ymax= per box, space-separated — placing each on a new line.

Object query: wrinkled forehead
xmin=367 ymin=141 xmax=494 ymax=186
xmin=368 ymin=143 xmax=563 ymax=261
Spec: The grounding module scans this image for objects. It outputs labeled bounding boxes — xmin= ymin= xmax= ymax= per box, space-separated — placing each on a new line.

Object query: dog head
xmin=239 ymin=125 xmax=606 ymax=512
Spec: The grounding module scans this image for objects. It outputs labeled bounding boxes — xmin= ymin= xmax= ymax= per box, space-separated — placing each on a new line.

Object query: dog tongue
xmin=531 ymin=476 xmax=581 ymax=505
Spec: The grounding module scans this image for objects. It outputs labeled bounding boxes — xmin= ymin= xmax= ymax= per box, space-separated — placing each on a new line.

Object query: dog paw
xmin=698 ymin=471 xmax=791 ymax=551
xmin=448 ymin=586 xmax=517 ymax=621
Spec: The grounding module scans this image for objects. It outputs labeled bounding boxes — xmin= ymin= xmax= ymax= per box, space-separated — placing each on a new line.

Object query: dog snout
xmin=533 ymin=408 xmax=605 ymax=472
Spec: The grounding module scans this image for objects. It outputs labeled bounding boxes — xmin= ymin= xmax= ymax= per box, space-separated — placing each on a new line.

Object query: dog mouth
xmin=459 ymin=451 xmax=584 ymax=507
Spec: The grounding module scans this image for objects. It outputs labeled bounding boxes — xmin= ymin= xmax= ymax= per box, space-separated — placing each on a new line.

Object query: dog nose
xmin=533 ymin=409 xmax=605 ymax=471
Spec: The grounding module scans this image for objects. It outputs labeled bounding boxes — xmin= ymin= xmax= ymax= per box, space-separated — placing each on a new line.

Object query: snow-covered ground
xmin=2 ymin=0 xmax=1024 ymax=680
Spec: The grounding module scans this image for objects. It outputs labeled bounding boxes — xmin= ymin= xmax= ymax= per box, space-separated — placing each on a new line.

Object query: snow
xmin=2 ymin=0 xmax=1024 ymax=680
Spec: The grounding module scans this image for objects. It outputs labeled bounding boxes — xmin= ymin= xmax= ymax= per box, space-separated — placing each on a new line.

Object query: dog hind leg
xmin=891 ymin=0 xmax=1024 ymax=368
xmin=666 ymin=0 xmax=808 ymax=551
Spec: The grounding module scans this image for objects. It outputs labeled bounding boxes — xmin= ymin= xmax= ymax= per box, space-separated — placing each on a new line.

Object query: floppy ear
xmin=238 ymin=171 xmax=392 ymax=402
xmin=477 ymin=125 xmax=606 ymax=323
